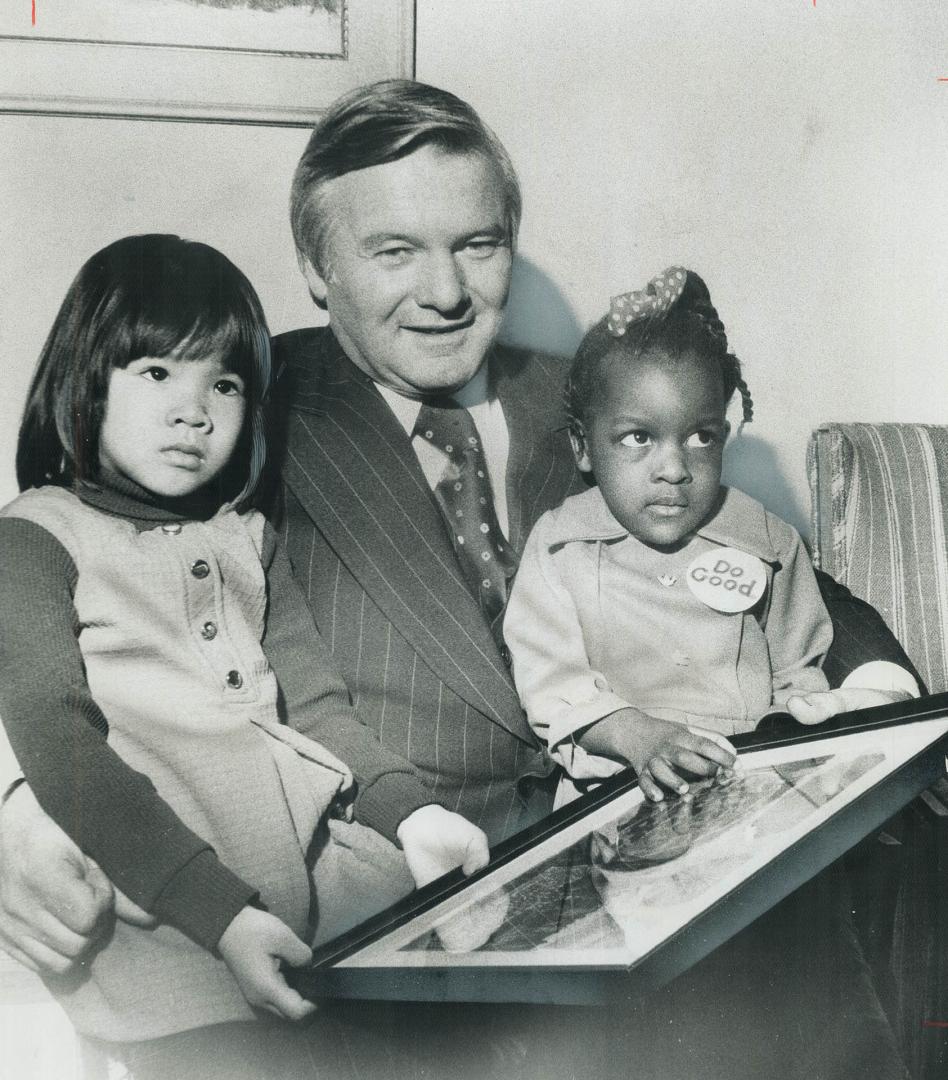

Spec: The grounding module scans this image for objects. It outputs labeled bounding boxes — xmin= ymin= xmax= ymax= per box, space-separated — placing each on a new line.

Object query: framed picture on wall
xmin=0 ymin=0 xmax=414 ymax=125
xmin=288 ymin=693 xmax=948 ymax=1006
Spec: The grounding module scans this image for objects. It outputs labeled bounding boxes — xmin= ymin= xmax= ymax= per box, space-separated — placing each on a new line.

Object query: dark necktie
xmin=414 ymin=397 xmax=518 ymax=641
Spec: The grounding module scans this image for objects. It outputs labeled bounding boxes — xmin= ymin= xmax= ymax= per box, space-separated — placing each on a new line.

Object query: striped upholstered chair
xmin=807 ymin=422 xmax=948 ymax=694
xmin=808 ymin=421 xmax=948 ymax=1080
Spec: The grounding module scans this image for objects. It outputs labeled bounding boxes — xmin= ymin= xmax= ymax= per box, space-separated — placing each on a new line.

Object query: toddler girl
xmin=505 ymin=267 xmax=867 ymax=803
xmin=0 ymin=234 xmax=417 ymax=1044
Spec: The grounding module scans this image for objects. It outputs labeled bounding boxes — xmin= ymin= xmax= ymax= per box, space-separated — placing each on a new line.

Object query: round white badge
xmin=686 ymin=547 xmax=767 ymax=613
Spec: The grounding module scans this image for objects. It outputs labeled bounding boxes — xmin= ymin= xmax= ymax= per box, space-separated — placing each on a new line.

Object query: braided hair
xmin=565 ymin=270 xmax=753 ymax=435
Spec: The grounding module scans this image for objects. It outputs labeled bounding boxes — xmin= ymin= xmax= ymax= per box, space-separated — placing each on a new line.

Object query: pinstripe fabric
xmin=268 ymin=328 xmax=581 ymax=842
xmin=808 ymin=423 xmax=948 ymax=693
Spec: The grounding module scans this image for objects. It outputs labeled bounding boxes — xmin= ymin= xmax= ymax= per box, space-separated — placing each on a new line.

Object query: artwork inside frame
xmin=287 ymin=693 xmax=948 ymax=1005
xmin=0 ymin=0 xmax=415 ymax=125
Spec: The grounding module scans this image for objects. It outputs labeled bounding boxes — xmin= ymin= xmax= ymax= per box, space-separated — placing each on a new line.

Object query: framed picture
xmin=288 ymin=692 xmax=948 ymax=1005
xmin=0 ymin=0 xmax=414 ymax=125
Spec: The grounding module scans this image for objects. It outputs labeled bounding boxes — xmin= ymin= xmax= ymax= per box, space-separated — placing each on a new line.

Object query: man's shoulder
xmin=269 ymin=325 xmax=361 ymax=420
xmin=490 ymin=341 xmax=571 ymax=428
xmin=491 ymin=341 xmax=571 ymax=382
xmin=271 ymin=325 xmax=338 ymax=379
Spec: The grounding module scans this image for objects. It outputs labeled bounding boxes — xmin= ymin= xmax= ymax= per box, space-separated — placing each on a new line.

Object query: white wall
xmin=2 ymin=1 xmax=947 ymax=536
xmin=417 ymin=0 xmax=948 ymax=535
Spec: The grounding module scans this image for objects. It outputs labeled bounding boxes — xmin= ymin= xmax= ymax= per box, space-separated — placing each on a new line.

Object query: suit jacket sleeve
xmin=815 ymin=569 xmax=925 ymax=692
xmin=260 ymin=524 xmax=441 ymax=842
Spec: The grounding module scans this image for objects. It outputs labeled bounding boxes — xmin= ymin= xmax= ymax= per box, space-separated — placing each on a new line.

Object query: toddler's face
xmin=572 ymin=350 xmax=728 ymax=549
xmin=99 ymin=351 xmax=246 ymax=498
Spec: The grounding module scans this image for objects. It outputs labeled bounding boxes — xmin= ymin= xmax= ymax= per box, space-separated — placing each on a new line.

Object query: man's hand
xmin=786 ymin=686 xmax=913 ymax=726
xmin=0 ymin=783 xmax=122 ymax=973
xmin=578 ymin=709 xmax=738 ymax=803
xmin=217 ymin=906 xmax=316 ymax=1022
xmin=395 ymin=804 xmax=490 ymax=889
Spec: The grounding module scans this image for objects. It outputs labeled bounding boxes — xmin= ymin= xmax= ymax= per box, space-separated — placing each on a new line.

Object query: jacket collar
xmin=548 ymin=484 xmax=780 ymax=563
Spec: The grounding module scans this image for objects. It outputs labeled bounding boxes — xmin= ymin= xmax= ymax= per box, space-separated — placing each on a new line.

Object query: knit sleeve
xmin=260 ymin=522 xmax=438 ymax=842
xmin=0 ymin=516 xmax=255 ymax=949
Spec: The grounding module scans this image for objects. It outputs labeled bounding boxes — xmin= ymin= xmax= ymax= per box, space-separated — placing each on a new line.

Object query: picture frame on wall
xmin=0 ymin=0 xmax=415 ymax=126
xmin=288 ymin=693 xmax=948 ymax=1006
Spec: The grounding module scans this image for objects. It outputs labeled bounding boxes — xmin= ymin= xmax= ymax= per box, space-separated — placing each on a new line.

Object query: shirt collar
xmin=549 ymin=484 xmax=780 ymax=563
xmin=375 ymin=364 xmax=492 ymax=438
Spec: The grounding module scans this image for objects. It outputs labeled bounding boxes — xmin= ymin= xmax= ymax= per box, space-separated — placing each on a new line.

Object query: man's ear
xmin=569 ymin=426 xmax=593 ymax=473
xmin=298 ymin=253 xmax=330 ymax=309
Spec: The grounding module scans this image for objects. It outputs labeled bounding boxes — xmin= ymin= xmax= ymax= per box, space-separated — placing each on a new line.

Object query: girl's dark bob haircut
xmin=17 ymin=234 xmax=271 ymax=510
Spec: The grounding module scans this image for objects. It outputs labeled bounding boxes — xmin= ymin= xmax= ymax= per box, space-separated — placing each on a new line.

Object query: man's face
xmin=302 ymin=145 xmax=512 ymax=397
xmin=572 ymin=351 xmax=729 ymax=550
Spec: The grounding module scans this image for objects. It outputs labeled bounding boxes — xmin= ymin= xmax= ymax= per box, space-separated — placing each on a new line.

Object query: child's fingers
xmin=646 ymin=758 xmax=690 ymax=796
xmin=637 ymin=771 xmax=666 ymax=802
xmin=686 ymin=727 xmax=738 ymax=764
xmin=668 ymin=747 xmax=727 ymax=779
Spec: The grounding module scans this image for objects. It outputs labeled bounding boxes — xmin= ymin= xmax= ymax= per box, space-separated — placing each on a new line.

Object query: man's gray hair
xmin=290 ymin=79 xmax=522 ymax=272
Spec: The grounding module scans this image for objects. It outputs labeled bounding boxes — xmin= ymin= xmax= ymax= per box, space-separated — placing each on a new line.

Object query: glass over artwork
xmin=333 ymin=715 xmax=948 ymax=973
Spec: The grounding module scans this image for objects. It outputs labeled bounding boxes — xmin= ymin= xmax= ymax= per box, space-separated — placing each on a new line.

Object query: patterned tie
xmin=414 ymin=397 xmax=518 ymax=641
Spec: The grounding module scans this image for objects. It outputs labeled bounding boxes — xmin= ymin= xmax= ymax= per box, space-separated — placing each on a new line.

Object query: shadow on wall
xmin=724 ymin=433 xmax=806 ymax=539
xmin=499 ymin=255 xmax=584 ymax=359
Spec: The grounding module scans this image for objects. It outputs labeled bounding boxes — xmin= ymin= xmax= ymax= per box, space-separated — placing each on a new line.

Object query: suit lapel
xmin=276 ymin=330 xmax=530 ymax=739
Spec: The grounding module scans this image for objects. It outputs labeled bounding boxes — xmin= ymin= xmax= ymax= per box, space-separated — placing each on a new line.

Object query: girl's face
xmin=98 ymin=351 xmax=246 ymax=498
xmin=571 ymin=350 xmax=729 ymax=550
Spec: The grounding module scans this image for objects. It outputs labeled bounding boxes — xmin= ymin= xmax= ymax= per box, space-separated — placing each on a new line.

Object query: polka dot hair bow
xmin=607 ymin=266 xmax=688 ymax=337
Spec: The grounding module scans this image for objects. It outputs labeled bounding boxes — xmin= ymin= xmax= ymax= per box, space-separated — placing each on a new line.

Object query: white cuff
xmin=841 ymin=661 xmax=919 ymax=698
xmin=552 ymin=739 xmax=625 ymax=782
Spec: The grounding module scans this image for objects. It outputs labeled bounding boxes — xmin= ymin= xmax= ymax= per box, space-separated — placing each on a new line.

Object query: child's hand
xmin=785 ymin=686 xmax=913 ymax=726
xmin=396 ymin=804 xmax=490 ymax=889
xmin=217 ymin=906 xmax=316 ymax=1022
xmin=582 ymin=709 xmax=738 ymax=802
xmin=633 ymin=720 xmax=738 ymax=802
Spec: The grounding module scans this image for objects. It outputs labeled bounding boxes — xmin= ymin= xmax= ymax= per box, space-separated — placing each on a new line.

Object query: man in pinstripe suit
xmin=0 ymin=78 xmax=919 ymax=1031
xmin=265 ymin=78 xmax=920 ymax=851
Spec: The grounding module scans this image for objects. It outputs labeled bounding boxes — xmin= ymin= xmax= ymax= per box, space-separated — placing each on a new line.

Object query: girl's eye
xmin=619 ymin=431 xmax=652 ymax=447
xmin=141 ymin=366 xmax=169 ymax=382
xmin=214 ymin=378 xmax=244 ymax=397
xmin=687 ymin=430 xmax=717 ymax=448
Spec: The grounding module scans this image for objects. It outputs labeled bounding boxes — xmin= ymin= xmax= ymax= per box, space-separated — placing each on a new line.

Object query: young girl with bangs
xmin=0 ymin=234 xmax=417 ymax=1047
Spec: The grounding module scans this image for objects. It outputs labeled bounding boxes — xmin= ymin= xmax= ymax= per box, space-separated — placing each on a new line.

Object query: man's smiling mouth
xmin=403 ymin=320 xmax=474 ymax=335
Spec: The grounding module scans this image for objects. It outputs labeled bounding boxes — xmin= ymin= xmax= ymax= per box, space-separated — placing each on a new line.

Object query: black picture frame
xmin=287 ymin=692 xmax=948 ymax=1005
